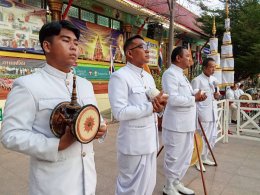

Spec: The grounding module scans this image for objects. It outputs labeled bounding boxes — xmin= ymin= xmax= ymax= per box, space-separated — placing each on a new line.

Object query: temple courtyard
xmin=0 ymin=123 xmax=260 ymax=195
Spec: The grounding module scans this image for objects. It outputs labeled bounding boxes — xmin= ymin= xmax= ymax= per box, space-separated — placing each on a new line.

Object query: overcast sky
xmin=177 ymin=0 xmax=224 ymax=15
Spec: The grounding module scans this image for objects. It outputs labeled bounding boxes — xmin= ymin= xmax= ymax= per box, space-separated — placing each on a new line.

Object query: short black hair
xmin=123 ymin=34 xmax=144 ymax=55
xmin=39 ymin=20 xmax=80 ymax=50
xmin=202 ymin=57 xmax=215 ymax=68
xmin=171 ymin=46 xmax=187 ymax=63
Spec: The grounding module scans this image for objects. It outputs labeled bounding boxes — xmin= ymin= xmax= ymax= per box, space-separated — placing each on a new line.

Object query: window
xmin=81 ymin=10 xmax=95 ymax=23
xmin=111 ymin=19 xmax=120 ymax=30
xmin=62 ymin=4 xmax=79 ymax=18
xmin=61 ymin=4 xmax=121 ymax=30
xmin=97 ymin=15 xmax=109 ymax=27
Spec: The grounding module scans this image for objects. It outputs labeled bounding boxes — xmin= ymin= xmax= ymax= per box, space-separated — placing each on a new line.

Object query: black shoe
xmin=231 ymin=120 xmax=237 ymax=124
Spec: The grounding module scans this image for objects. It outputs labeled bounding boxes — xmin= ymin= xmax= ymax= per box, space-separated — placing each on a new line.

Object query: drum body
xmin=50 ymin=102 xmax=71 ymax=138
xmin=50 ymin=102 xmax=100 ymax=144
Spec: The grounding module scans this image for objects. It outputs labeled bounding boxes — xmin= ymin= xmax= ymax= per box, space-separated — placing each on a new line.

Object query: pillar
xmin=47 ymin=0 xmax=63 ymax=21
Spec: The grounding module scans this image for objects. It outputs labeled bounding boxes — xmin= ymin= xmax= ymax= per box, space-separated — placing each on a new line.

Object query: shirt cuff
xmin=147 ymin=102 xmax=153 ymax=114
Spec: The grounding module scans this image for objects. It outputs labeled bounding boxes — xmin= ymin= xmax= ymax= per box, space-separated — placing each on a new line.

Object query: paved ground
xmin=1 ymin=122 xmax=260 ymax=195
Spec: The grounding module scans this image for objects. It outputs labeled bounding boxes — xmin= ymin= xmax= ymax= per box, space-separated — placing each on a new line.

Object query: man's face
xmin=43 ymin=28 xmax=79 ymax=72
xmin=204 ymin=60 xmax=216 ymax=76
xmin=125 ymin=38 xmax=149 ymax=68
xmin=234 ymin=84 xmax=238 ymax=90
xmin=176 ymin=49 xmax=190 ymax=69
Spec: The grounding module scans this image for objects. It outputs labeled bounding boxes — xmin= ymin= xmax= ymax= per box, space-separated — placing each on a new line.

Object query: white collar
xmin=126 ymin=62 xmax=144 ymax=75
xmin=42 ymin=63 xmax=73 ymax=80
xmin=202 ymin=72 xmax=210 ymax=81
xmin=171 ymin=64 xmax=184 ymax=75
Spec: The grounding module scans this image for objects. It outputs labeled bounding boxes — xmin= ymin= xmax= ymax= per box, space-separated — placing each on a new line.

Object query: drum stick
xmin=157 ymin=145 xmax=164 ymax=158
xmin=194 ymin=133 xmax=207 ymax=195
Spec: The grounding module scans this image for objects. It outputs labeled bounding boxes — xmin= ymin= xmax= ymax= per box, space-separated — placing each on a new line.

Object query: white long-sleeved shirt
xmin=162 ymin=64 xmax=196 ymax=132
xmin=191 ymin=72 xmax=218 ymax=122
xmin=108 ymin=62 xmax=158 ymax=155
xmin=1 ymin=64 xmax=98 ymax=195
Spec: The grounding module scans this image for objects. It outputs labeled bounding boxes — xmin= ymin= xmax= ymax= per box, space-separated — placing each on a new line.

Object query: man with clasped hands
xmin=161 ymin=46 xmax=207 ymax=195
xmin=191 ymin=57 xmax=220 ymax=172
xmin=109 ymin=35 xmax=167 ymax=195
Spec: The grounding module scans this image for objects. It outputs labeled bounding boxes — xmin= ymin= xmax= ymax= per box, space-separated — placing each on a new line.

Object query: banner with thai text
xmin=0 ymin=56 xmax=45 ymax=93
xmin=144 ymin=37 xmax=159 ymax=67
xmin=73 ymin=65 xmax=111 ymax=81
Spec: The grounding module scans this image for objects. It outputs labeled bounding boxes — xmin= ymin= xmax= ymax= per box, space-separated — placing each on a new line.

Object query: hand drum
xmin=50 ymin=103 xmax=100 ymax=144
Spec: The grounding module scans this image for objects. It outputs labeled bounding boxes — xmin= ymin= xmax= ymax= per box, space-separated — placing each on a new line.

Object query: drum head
xmin=74 ymin=104 xmax=100 ymax=144
xmin=50 ymin=101 xmax=71 ymax=138
xmin=239 ymin=93 xmax=252 ymax=100
xmin=190 ymin=131 xmax=203 ymax=166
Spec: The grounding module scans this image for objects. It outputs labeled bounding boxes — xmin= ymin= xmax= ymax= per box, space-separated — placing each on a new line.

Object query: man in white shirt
xmin=162 ymin=46 xmax=207 ymax=195
xmin=108 ymin=35 xmax=167 ymax=195
xmin=191 ymin=57 xmax=220 ymax=172
xmin=1 ymin=20 xmax=107 ymax=195
xmin=226 ymin=85 xmax=238 ymax=124
xmin=234 ymin=83 xmax=245 ymax=99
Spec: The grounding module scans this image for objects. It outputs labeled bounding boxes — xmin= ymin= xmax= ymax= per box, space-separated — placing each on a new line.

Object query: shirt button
xmin=82 ymin=152 xmax=86 ymax=157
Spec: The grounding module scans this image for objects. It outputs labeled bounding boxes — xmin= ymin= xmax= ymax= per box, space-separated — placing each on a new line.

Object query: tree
xmin=232 ymin=1 xmax=260 ymax=81
xmin=196 ymin=0 xmax=260 ymax=81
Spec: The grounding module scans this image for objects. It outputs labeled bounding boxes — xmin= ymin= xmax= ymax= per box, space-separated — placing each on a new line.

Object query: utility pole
xmin=167 ymin=0 xmax=176 ymax=68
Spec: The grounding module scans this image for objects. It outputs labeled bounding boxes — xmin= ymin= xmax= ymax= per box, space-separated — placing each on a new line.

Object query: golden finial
xmin=212 ymin=16 xmax=216 ymax=37
xmin=226 ymin=0 xmax=229 ymax=18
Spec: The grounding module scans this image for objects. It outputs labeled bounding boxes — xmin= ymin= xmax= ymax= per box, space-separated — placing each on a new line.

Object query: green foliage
xmin=152 ymin=66 xmax=165 ymax=91
xmin=232 ymin=1 xmax=260 ymax=81
xmin=197 ymin=0 xmax=260 ymax=81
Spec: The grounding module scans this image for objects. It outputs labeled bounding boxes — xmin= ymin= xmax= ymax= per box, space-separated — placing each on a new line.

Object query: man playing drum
xmin=1 ymin=20 xmax=107 ymax=195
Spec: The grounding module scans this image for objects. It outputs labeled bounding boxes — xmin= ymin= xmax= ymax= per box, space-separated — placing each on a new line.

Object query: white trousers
xmin=162 ymin=129 xmax=194 ymax=183
xmin=198 ymin=121 xmax=217 ymax=160
xmin=115 ymin=151 xmax=156 ymax=195
xmin=230 ymin=103 xmax=238 ymax=121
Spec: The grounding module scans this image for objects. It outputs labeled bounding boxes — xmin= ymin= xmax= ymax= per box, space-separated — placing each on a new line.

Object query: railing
xmin=231 ymin=99 xmax=260 ymax=141
xmin=216 ymin=99 xmax=228 ymax=143
xmin=215 ymin=99 xmax=260 ymax=143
